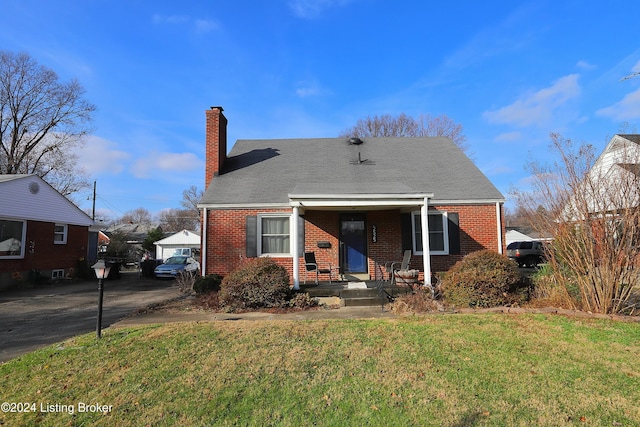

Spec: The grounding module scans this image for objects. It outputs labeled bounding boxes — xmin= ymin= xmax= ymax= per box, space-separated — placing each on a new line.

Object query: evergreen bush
xmin=193 ymin=274 xmax=223 ymax=294
xmin=219 ymin=258 xmax=290 ymax=311
xmin=440 ymin=250 xmax=522 ymax=308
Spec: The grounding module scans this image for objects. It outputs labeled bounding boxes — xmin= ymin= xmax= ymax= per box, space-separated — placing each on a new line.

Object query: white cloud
xmin=483 ymin=74 xmax=581 ymax=127
xmin=294 ymin=79 xmax=328 ymax=97
xmin=152 ymin=14 xmax=189 ymax=25
xmin=596 ymin=88 xmax=640 ymax=121
xmin=76 ymin=135 xmax=130 ymax=175
xmin=132 ymin=152 xmax=204 ymax=179
xmin=195 ymin=19 xmax=219 ymax=33
xmin=288 ymin=0 xmax=353 ymax=18
xmin=494 ymin=131 xmax=522 ymax=143
xmin=576 ymin=60 xmax=596 ymax=70
xmin=152 ymin=14 xmax=219 ymax=33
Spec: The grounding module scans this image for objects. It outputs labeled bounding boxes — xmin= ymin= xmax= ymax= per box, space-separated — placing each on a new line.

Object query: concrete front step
xmin=343 ymin=296 xmax=386 ymax=307
xmin=300 ymin=282 xmax=413 ymax=307
xmin=339 ymin=288 xmax=379 ymax=298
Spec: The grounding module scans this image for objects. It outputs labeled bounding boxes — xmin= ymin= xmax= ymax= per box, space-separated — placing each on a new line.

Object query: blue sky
xmin=1 ymin=0 xmax=640 ymax=219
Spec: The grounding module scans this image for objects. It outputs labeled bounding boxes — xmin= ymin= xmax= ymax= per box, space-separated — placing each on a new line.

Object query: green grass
xmin=1 ymin=314 xmax=638 ymax=426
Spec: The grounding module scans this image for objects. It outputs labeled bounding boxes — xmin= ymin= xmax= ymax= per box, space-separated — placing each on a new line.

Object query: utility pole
xmin=92 ymin=180 xmax=96 ymax=221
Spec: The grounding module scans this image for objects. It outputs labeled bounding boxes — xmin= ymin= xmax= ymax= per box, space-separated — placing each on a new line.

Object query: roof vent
xmin=349 ymin=151 xmax=375 ymax=165
xmin=348 ymin=137 xmax=364 ymax=145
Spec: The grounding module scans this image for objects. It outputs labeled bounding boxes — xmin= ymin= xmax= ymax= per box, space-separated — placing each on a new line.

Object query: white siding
xmin=0 ymin=175 xmax=93 ymax=226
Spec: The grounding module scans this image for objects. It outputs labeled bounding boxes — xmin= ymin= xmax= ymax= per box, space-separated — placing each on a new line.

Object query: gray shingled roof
xmin=201 ymin=137 xmax=504 ymax=205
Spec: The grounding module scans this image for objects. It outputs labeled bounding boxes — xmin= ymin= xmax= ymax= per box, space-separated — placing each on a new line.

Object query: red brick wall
xmin=204 ymin=107 xmax=227 ymax=189
xmin=0 ymin=220 xmax=89 ymax=282
xmin=424 ymin=204 xmax=504 ymax=274
xmin=204 ymin=208 xmax=293 ymax=276
xmin=204 ymin=204 xmax=505 ymax=284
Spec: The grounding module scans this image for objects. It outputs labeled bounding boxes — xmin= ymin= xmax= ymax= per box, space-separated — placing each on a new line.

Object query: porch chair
xmin=304 ymin=252 xmax=333 ymax=284
xmin=388 ymin=249 xmax=412 ymax=285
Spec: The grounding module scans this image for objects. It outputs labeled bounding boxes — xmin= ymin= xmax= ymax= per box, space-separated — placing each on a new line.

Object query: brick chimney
xmin=205 ymin=106 xmax=228 ymax=189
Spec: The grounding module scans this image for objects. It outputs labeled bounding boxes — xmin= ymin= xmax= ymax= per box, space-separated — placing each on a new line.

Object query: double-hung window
xmin=54 ymin=223 xmax=68 ymax=244
xmin=258 ymin=215 xmax=290 ymax=256
xmin=411 ymin=211 xmax=449 ymax=255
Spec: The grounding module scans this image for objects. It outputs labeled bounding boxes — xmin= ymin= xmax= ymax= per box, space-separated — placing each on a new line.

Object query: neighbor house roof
xmin=0 ymin=174 xmax=94 ymax=226
xmin=201 ymin=137 xmax=504 ymax=206
xmin=154 ymin=229 xmax=200 ymax=246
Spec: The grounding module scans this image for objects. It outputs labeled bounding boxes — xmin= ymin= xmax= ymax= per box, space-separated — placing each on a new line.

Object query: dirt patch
xmin=136 ymin=292 xmax=335 ymax=316
xmin=138 ymin=291 xmax=640 ymax=322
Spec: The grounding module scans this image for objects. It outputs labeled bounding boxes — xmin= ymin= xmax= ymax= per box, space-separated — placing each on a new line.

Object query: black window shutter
xmin=401 ymin=213 xmax=412 ymax=251
xmin=448 ymin=212 xmax=460 ymax=255
xmin=246 ymin=216 xmax=257 ymax=257
xmin=298 ymin=215 xmax=305 ymax=257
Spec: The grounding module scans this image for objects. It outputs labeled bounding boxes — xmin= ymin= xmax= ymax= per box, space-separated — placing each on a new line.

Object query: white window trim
xmin=54 ymin=223 xmax=68 ymax=244
xmin=257 ymin=213 xmax=292 ymax=257
xmin=0 ymin=218 xmax=27 ymax=259
xmin=411 ymin=211 xmax=449 ymax=255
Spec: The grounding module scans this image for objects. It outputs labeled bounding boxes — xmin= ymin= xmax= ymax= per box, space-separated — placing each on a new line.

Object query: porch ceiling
xmin=289 ymin=183 xmax=432 ymax=210
xmin=289 ymin=189 xmax=433 ymax=212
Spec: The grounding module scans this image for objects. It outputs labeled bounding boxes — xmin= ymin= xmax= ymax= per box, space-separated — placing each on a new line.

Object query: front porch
xmin=289 ymin=188 xmax=435 ymax=290
xmin=298 ymin=280 xmax=414 ymax=307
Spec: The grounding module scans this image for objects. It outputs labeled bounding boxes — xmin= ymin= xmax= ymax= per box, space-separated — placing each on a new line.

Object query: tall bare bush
xmin=513 ymin=133 xmax=640 ymax=314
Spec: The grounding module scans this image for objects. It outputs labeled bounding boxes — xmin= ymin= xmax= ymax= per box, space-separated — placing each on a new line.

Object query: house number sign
xmin=372 ymin=225 xmax=377 ymax=243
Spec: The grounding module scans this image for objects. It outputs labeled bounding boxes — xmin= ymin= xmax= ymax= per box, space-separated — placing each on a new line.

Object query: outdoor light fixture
xmin=92 ymin=259 xmax=111 ymax=338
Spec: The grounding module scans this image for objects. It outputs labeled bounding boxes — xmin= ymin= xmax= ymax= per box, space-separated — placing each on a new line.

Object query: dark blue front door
xmin=340 ymin=215 xmax=367 ymax=273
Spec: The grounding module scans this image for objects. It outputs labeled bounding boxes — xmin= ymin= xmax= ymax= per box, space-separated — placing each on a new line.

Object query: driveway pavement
xmin=0 ymin=272 xmax=397 ymax=363
xmin=0 ymin=272 xmax=181 ymax=363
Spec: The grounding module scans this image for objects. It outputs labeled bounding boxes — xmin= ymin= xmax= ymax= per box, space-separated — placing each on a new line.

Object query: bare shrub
xmin=289 ymin=292 xmax=318 ymax=309
xmin=513 ymin=134 xmax=640 ymax=314
xmin=175 ymin=272 xmax=196 ymax=295
xmin=389 ymin=287 xmax=444 ymax=314
xmin=528 ymin=264 xmax=579 ymax=309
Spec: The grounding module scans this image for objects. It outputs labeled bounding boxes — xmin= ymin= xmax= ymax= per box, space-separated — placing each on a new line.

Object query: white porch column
xmin=292 ymin=205 xmax=300 ymax=290
xmin=421 ymin=197 xmax=432 ymax=285
xmin=496 ymin=202 xmax=503 ymax=254
xmin=201 ymin=207 xmax=207 ymax=277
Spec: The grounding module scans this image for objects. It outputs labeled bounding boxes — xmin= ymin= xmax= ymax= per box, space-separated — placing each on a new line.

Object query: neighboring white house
xmin=506 ymin=229 xmax=534 ymax=247
xmin=0 ymin=174 xmax=96 ymax=289
xmin=562 ymin=134 xmax=640 ymax=220
xmin=154 ymin=229 xmax=201 ymax=260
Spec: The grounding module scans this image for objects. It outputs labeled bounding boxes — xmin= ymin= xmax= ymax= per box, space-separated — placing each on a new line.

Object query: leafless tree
xmin=512 ymin=133 xmax=640 ymax=314
xmin=120 ymin=207 xmax=154 ymax=226
xmin=180 ymin=185 xmax=203 ymax=229
xmin=158 ymin=208 xmax=199 ymax=232
xmin=0 ymin=51 xmax=96 ymax=196
xmin=339 ymin=113 xmax=469 ymax=154
xmin=181 ymin=185 xmax=203 ymax=214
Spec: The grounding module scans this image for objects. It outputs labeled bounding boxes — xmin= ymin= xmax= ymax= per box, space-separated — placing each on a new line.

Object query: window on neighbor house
xmin=54 ymin=224 xmax=68 ymax=244
xmin=0 ymin=219 xmax=26 ymax=258
xmin=411 ymin=211 xmax=449 ymax=255
xmin=258 ymin=215 xmax=290 ymax=255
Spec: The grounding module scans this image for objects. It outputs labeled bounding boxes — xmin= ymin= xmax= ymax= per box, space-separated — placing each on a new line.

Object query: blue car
xmin=154 ymin=256 xmax=200 ymax=279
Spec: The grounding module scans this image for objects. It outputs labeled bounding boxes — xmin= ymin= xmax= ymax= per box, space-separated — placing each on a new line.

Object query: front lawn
xmin=1 ymin=314 xmax=638 ymax=426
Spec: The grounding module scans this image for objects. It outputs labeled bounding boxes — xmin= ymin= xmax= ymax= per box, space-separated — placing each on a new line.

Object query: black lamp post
xmin=92 ymin=259 xmax=111 ymax=338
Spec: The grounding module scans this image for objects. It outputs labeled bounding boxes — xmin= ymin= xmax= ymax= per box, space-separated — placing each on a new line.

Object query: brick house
xmin=0 ymin=174 xmax=95 ymax=289
xmin=199 ymin=107 xmax=506 ymax=289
